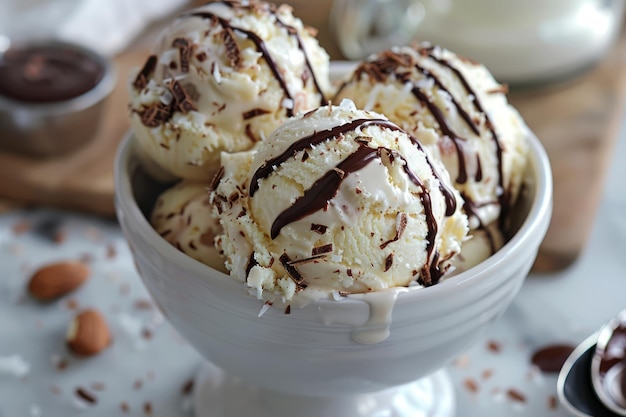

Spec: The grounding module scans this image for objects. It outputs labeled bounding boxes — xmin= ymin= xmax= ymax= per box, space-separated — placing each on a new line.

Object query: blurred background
xmin=2 ymin=0 xmax=624 ymax=83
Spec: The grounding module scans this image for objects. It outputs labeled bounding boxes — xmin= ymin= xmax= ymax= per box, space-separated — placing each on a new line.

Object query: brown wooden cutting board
xmin=0 ymin=21 xmax=625 ymax=273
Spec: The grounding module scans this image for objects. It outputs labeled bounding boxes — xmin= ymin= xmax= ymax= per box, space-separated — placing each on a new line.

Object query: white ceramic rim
xmin=0 ymin=39 xmax=117 ymax=115
xmin=114 ymin=122 xmax=552 ymax=307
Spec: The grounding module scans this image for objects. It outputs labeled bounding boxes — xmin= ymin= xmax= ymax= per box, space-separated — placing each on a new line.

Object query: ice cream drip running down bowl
xmin=114 ymin=99 xmax=551 ymax=417
xmin=114 ymin=2 xmax=552 ymax=416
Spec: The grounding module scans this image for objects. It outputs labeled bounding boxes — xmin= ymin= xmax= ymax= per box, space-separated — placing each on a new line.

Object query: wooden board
xmin=509 ymin=28 xmax=626 ymax=272
xmin=0 ymin=16 xmax=625 ymax=272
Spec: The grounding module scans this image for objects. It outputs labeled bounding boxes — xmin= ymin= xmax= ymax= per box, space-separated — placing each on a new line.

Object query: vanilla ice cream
xmin=212 ymin=100 xmax=469 ymax=305
xmin=129 ymin=0 xmax=332 ymax=180
xmin=151 ymin=180 xmax=226 ymax=272
xmin=334 ymin=44 xmax=529 ymax=236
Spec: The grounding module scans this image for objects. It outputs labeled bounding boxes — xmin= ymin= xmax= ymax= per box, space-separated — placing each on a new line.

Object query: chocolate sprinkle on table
xmin=75 ymin=386 xmax=97 ymax=404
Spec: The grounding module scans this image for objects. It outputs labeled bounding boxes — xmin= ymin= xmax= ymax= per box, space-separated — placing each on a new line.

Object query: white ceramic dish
xmin=114 ymin=65 xmax=552 ymax=417
xmin=114 ymin=134 xmax=551 ymax=416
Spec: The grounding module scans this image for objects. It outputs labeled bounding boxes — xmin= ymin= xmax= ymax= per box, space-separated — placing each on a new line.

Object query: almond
xmin=28 ymin=261 xmax=89 ymax=301
xmin=67 ymin=309 xmax=112 ymax=356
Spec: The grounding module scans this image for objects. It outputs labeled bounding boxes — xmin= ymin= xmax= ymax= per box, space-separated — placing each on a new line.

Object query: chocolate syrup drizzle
xmin=249 ymin=117 xmax=457 ymax=286
xmin=426 ymin=50 xmax=509 ymax=229
xmin=190 ymin=1 xmax=326 ymax=117
xmin=336 ymin=46 xmax=511 ymax=246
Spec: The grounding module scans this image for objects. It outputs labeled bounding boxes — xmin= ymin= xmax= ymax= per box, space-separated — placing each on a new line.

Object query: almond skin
xmin=67 ymin=309 xmax=112 ymax=356
xmin=28 ymin=261 xmax=89 ymax=301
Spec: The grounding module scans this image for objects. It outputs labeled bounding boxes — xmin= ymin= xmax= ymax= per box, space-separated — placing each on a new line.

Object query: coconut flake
xmin=0 ymin=355 xmax=30 ymax=378
xmin=213 ymin=63 xmax=222 ymax=84
xmin=117 ymin=312 xmax=147 ymax=351
xmin=282 ymin=98 xmax=294 ymax=110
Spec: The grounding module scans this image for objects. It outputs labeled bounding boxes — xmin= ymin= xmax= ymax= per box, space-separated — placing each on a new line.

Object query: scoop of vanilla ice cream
xmin=129 ymin=0 xmax=332 ymax=180
xmin=334 ymin=44 xmax=529 ymax=234
xmin=151 ymin=181 xmax=226 ymax=272
xmin=212 ymin=100 xmax=469 ymax=305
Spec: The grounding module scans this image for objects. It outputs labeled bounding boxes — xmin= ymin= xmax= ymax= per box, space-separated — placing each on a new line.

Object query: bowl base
xmin=193 ymin=361 xmax=455 ymax=417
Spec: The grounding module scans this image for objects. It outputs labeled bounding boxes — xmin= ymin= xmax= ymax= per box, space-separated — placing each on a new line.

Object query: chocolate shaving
xmin=487 ymin=340 xmax=501 ymax=353
xmin=384 ymin=253 xmax=394 ymax=272
xmin=284 ymin=305 xmax=291 ymax=315
xmin=243 ymin=108 xmax=271 ymax=120
xmin=382 ymin=49 xmax=413 ymax=67
xmin=137 ymin=103 xmax=172 ymax=128
xmin=310 ymin=223 xmax=327 ymax=234
xmin=245 ymin=252 xmax=258 ymax=279
xmin=181 ymin=379 xmax=194 ymax=395
xmin=506 ymin=389 xmax=527 ymax=403
xmin=75 ymin=387 xmax=97 ymax=404
xmin=134 ymin=299 xmax=153 ymax=310
xmin=312 ymin=243 xmax=333 ymax=256
xmin=168 ymin=80 xmax=197 ymax=114
xmin=380 ymin=213 xmax=407 ymax=249
xmin=279 ymin=253 xmax=305 ymax=287
xmin=464 ymin=378 xmax=479 ymax=393
xmin=221 ymin=26 xmax=242 ymax=69
xmin=196 ymin=52 xmax=207 ymax=62
xmin=228 ymin=191 xmax=239 ymax=202
xmin=354 ymin=135 xmax=372 ymax=144
xmin=209 ymin=165 xmax=225 ymax=191
xmin=245 ymin=124 xmax=256 ymax=142
xmin=486 ymin=84 xmax=509 ymax=95
xmin=172 ymin=38 xmax=192 ymax=73
xmin=133 ymin=55 xmax=157 ymax=89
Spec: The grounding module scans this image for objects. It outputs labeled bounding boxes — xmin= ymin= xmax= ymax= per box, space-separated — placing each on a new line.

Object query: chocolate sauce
xmin=0 ymin=44 xmax=104 ymax=103
xmin=531 ymin=343 xmax=576 ymax=373
xmin=427 ymin=52 xmax=509 ymax=230
xmin=413 ymin=62 xmax=480 ymax=136
xmin=408 ymin=84 xmax=469 ymax=184
xmin=191 ymin=2 xmax=326 ymax=116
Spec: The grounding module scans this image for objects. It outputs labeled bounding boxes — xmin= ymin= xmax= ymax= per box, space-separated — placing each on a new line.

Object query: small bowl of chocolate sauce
xmin=0 ymin=40 xmax=115 ymax=157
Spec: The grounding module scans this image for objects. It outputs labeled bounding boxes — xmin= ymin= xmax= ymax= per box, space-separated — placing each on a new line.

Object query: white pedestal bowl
xmin=114 ymin=130 xmax=552 ymax=417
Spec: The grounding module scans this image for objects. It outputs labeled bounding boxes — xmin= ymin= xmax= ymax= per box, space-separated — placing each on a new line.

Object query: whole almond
xmin=67 ymin=309 xmax=112 ymax=356
xmin=28 ymin=261 xmax=89 ymax=301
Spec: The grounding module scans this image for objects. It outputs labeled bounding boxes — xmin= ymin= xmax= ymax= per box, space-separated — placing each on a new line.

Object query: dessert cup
xmin=114 ymin=89 xmax=552 ymax=417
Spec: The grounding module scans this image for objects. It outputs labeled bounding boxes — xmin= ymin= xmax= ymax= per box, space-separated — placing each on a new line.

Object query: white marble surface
xmin=1 ymin=125 xmax=625 ymax=416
